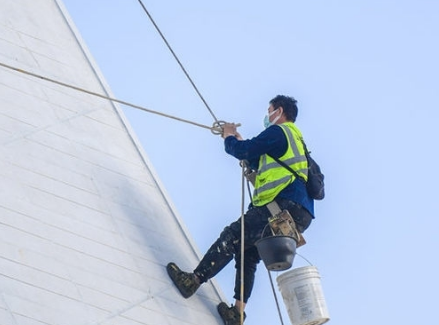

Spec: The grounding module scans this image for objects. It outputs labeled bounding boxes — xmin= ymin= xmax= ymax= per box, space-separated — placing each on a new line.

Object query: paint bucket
xmin=255 ymin=235 xmax=296 ymax=271
xmin=277 ymin=266 xmax=330 ymax=325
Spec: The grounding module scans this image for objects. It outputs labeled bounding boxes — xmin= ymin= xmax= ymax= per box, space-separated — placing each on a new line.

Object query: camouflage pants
xmin=193 ymin=198 xmax=312 ymax=303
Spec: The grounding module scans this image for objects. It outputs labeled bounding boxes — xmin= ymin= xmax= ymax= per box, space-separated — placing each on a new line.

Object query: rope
xmin=239 ymin=163 xmax=246 ymax=324
xmin=240 ymin=162 xmax=289 ymax=324
xmin=268 ymin=271 xmax=286 ymax=325
xmin=0 ymin=62 xmax=224 ymax=133
xmin=242 ymin=170 xmax=286 ymax=325
xmin=136 ymin=0 xmax=219 ymax=123
xmin=135 ymin=6 xmax=247 ymax=322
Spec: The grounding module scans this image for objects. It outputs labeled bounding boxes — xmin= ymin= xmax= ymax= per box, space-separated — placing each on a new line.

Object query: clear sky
xmin=62 ymin=1 xmax=439 ymax=324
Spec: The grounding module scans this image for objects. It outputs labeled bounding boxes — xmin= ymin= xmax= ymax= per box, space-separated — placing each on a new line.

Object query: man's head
xmin=269 ymin=95 xmax=298 ymax=122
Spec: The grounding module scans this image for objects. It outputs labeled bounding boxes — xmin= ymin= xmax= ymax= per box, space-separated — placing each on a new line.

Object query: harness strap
xmin=266 ymin=201 xmax=282 ymax=216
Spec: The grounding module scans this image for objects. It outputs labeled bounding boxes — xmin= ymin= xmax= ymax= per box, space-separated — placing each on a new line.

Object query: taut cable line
xmin=136 ymin=0 xmax=219 ymax=123
xmin=0 ymin=62 xmax=225 ymax=134
xmin=268 ymin=270 xmax=286 ymax=325
xmin=239 ymin=164 xmax=246 ymax=325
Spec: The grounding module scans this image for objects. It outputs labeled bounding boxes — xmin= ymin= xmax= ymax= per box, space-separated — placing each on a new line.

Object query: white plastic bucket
xmin=277 ymin=266 xmax=330 ymax=325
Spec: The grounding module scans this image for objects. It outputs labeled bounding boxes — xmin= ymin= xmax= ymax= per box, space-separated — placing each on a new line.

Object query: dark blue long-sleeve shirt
xmin=224 ymin=125 xmax=314 ymax=217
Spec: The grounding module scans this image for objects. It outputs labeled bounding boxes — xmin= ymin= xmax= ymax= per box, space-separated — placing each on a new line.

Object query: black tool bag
xmin=303 ymin=149 xmax=325 ymax=200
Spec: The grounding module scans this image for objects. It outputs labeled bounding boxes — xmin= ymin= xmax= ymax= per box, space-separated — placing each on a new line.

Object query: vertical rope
xmin=239 ymin=163 xmax=246 ymax=324
xmin=268 ymin=271 xmax=286 ymax=325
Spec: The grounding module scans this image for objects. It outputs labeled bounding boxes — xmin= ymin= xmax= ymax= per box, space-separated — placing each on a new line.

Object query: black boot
xmin=217 ymin=302 xmax=246 ymax=325
xmin=166 ymin=262 xmax=200 ymax=298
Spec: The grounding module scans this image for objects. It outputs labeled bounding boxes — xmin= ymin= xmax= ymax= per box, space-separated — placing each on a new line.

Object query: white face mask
xmin=263 ymin=109 xmax=281 ymax=128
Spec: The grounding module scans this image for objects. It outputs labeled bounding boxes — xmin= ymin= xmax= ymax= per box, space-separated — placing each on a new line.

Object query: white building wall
xmin=0 ymin=1 xmax=225 ymax=324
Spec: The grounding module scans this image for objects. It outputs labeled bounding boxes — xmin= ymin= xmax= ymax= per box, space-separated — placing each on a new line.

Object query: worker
xmin=167 ymin=95 xmax=315 ymax=325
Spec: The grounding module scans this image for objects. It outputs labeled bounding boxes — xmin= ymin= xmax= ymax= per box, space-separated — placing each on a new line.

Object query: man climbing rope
xmin=167 ymin=95 xmax=315 ymax=325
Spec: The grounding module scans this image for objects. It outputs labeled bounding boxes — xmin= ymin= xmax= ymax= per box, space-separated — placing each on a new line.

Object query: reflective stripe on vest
xmin=252 ymin=122 xmax=308 ymax=207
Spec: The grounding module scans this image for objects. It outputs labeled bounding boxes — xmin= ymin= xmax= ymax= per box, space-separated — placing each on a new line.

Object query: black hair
xmin=269 ymin=95 xmax=298 ymax=122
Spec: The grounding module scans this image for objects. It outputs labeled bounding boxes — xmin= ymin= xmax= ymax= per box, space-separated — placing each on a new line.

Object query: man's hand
xmin=222 ymin=123 xmax=242 ymax=140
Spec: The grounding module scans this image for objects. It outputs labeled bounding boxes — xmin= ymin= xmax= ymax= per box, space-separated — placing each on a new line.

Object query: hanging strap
xmin=268 ymin=138 xmax=311 ymax=183
xmin=269 ymin=154 xmax=306 ymax=183
xmin=266 ymin=201 xmax=282 ymax=216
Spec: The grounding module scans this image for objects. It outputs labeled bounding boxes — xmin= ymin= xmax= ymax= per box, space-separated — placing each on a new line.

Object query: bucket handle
xmin=295 ymin=253 xmax=314 ymax=266
xmin=260 ymin=222 xmax=275 ymax=238
xmin=262 ymin=210 xmax=301 ymax=243
xmin=259 ymin=221 xmax=294 ymax=239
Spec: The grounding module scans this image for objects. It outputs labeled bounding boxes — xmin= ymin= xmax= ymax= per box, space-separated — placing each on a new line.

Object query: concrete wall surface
xmin=0 ymin=0 xmax=225 ymax=324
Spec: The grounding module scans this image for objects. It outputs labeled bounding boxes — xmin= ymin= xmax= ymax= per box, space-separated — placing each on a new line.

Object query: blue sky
xmin=62 ymin=1 xmax=439 ymax=324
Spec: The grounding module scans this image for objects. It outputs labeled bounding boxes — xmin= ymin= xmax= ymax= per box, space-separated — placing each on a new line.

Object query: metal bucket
xmin=255 ymin=235 xmax=297 ymax=271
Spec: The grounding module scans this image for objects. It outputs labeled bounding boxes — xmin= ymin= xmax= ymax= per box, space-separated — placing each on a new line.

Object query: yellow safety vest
xmin=252 ymin=122 xmax=308 ymax=207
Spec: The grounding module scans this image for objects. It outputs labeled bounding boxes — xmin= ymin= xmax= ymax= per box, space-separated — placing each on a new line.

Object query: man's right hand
xmin=222 ymin=123 xmax=241 ymax=139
